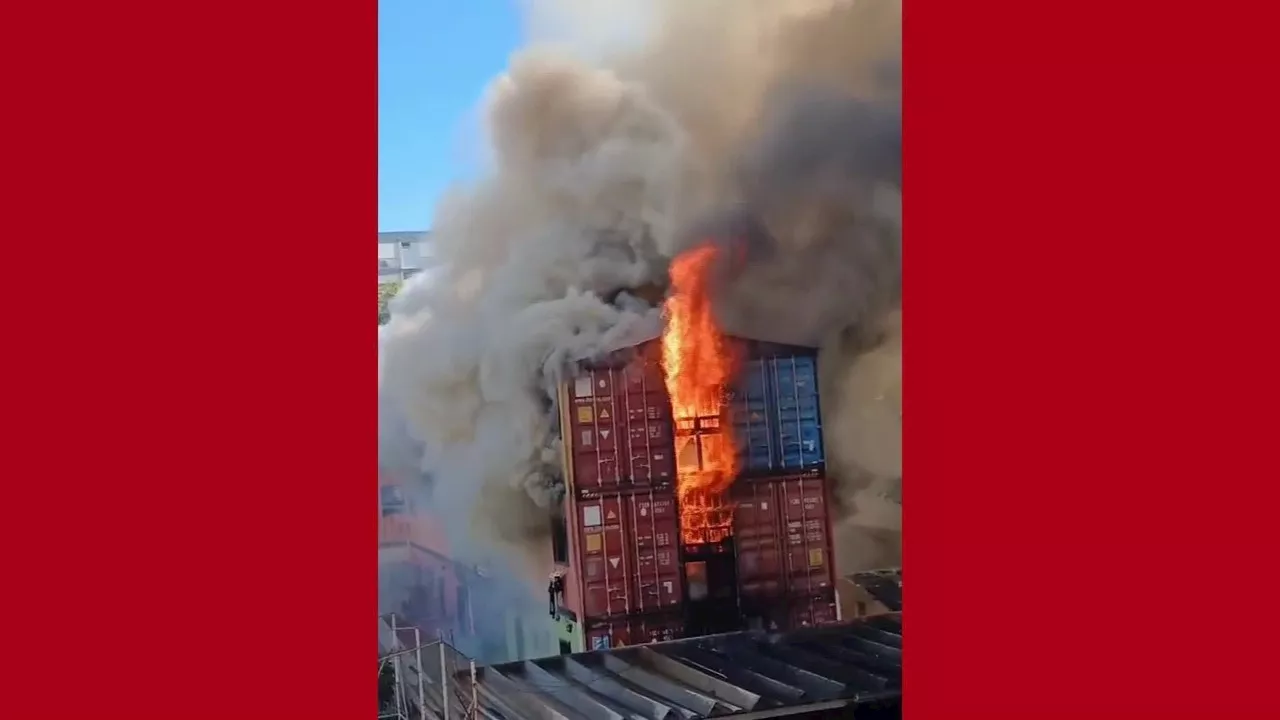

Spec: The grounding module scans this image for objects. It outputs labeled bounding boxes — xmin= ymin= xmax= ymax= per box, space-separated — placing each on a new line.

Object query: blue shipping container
xmin=729 ymin=353 xmax=826 ymax=475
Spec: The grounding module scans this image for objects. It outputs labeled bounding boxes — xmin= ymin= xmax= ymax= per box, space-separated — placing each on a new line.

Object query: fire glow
xmin=661 ymin=244 xmax=739 ymax=545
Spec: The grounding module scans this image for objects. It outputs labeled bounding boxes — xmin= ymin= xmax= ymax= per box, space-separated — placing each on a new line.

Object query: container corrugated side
xmin=729 ymin=347 xmax=826 ymax=478
xmin=571 ymin=491 xmax=683 ymax=619
xmin=563 ymin=344 xmax=685 ymax=633
xmin=731 ymin=473 xmax=839 ymax=629
xmin=583 ymin=611 xmax=684 ymax=651
xmin=772 ymin=354 xmax=825 ymax=471
xmin=564 ymin=343 xmax=675 ymax=493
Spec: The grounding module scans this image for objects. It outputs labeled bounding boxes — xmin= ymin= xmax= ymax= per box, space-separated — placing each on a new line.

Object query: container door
xmin=627 ymin=492 xmax=683 ymax=613
xmin=770 ymin=356 xmax=826 ymax=471
xmin=779 ymin=476 xmax=834 ymax=597
xmin=578 ymin=491 xmax=684 ymax=620
xmin=732 ymin=480 xmax=783 ymax=624
xmin=620 ymin=358 xmax=675 ymax=487
xmin=569 ymin=369 xmax=623 ymax=491
xmin=578 ymin=496 xmax=630 ymax=617
xmin=730 ymin=359 xmax=776 ymax=475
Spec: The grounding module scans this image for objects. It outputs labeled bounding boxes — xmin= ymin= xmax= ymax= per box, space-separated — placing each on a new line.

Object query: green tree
xmin=379 ymin=282 xmax=403 ymax=325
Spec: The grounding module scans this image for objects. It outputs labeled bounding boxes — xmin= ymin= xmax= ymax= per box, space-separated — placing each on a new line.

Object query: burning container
xmin=548 ymin=332 xmax=838 ymax=653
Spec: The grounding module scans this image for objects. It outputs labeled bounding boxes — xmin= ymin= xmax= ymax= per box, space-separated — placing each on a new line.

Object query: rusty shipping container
xmin=732 ymin=473 xmax=839 ymax=630
xmin=551 ymin=335 xmax=838 ymax=652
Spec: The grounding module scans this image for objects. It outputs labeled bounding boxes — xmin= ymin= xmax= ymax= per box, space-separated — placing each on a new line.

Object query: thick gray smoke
xmin=381 ymin=0 xmax=903 ymax=586
xmin=379 ymin=328 xmax=557 ymax=661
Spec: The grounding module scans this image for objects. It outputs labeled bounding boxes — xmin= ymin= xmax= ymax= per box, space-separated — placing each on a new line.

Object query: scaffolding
xmin=377 ymin=615 xmax=478 ymax=720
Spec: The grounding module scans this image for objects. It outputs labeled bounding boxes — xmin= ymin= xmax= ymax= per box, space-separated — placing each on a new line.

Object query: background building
xmin=837 ymin=567 xmax=903 ymax=620
xmin=378 ymin=231 xmax=432 ymax=285
xmin=378 ymin=473 xmax=555 ymax=663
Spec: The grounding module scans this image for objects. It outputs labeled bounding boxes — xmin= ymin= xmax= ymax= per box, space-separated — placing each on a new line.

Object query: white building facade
xmin=378 ymin=231 xmax=431 ymax=285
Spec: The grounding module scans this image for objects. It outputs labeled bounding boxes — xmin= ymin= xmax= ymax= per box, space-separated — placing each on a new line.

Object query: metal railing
xmin=378 ymin=616 xmax=478 ymax=720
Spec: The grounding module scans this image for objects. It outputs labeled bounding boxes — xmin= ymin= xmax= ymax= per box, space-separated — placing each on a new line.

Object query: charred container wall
xmin=555 ymin=336 xmax=838 ymax=650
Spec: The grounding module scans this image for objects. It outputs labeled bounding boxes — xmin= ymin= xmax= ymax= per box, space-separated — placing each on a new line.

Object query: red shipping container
xmin=747 ymin=590 xmax=839 ymax=632
xmin=575 ymin=491 xmax=683 ymax=619
xmin=792 ymin=592 xmax=841 ymax=628
xmin=732 ymin=474 xmax=837 ymax=604
xmin=584 ymin=612 xmax=683 ymax=652
xmin=566 ymin=351 xmax=674 ymax=493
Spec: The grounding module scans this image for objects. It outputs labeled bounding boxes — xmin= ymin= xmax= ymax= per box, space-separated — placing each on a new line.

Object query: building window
xmin=400 ymin=245 xmax=421 ymax=270
xmin=400 ymin=241 xmax=412 ymax=249
xmin=378 ymin=243 xmax=397 ymax=260
xmin=559 ymin=640 xmax=572 ymax=655
xmin=380 ymin=486 xmax=405 ymax=516
xmin=551 ymin=513 xmax=569 ymax=565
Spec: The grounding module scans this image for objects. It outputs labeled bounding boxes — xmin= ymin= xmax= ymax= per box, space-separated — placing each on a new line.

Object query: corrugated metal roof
xmin=461 ymin=615 xmax=902 ymax=720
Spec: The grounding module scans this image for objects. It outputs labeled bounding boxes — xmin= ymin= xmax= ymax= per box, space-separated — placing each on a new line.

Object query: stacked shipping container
xmin=556 ymin=341 xmax=686 ymax=650
xmin=552 ymin=335 xmax=838 ymax=652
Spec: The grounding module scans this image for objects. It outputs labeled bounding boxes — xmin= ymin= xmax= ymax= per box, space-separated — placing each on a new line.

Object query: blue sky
xmin=378 ymin=0 xmax=521 ymax=232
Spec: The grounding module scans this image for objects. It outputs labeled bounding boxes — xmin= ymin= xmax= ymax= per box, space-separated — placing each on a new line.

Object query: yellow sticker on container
xmin=577 ymin=406 xmax=594 ymax=424
xmin=809 ymin=548 xmax=825 ymax=567
xmin=585 ymin=533 xmax=603 ymax=553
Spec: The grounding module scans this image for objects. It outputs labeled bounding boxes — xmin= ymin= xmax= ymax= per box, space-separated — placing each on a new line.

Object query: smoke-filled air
xmin=380 ymin=0 xmax=902 ymax=612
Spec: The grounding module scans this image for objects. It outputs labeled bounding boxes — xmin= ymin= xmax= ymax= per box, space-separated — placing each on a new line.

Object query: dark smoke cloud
xmin=709 ymin=90 xmax=902 ymax=348
xmin=695 ymin=8 xmax=903 ymax=550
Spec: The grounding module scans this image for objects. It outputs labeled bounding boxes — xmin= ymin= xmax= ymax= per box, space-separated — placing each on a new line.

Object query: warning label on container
xmin=577 ymin=406 xmax=593 ymax=424
xmin=592 ymin=635 xmax=610 ymax=650
xmin=574 ymin=376 xmax=592 ymax=398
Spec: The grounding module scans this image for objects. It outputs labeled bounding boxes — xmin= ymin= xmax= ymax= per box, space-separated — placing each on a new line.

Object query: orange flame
xmin=661 ymin=244 xmax=739 ymax=545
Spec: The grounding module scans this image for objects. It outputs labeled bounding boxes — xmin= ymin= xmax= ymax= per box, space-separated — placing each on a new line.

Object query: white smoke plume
xmin=381 ymin=0 xmax=903 ymax=583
